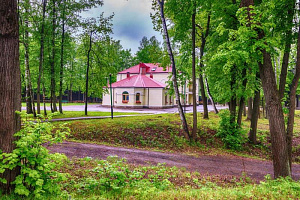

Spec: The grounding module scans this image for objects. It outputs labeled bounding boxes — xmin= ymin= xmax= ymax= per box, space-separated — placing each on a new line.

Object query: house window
xmin=165 ymin=94 xmax=168 ymax=104
xmin=136 ymin=93 xmax=141 ymax=103
xmin=122 ymin=91 xmax=129 ymax=103
xmin=169 ymin=96 xmax=172 ymax=104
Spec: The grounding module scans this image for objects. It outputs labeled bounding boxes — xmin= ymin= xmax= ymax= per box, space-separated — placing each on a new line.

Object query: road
xmin=48 ymin=141 xmax=300 ymax=181
xmin=22 ymin=104 xmax=228 ymax=114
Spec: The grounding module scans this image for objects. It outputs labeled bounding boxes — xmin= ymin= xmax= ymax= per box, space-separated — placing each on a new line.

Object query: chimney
xmin=127 ymin=72 xmax=130 ymax=78
xmin=150 ymin=73 xmax=153 ymax=79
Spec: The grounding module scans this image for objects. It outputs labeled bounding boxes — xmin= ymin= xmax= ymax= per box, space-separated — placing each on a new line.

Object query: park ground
xmin=13 ymin=105 xmax=300 ymax=199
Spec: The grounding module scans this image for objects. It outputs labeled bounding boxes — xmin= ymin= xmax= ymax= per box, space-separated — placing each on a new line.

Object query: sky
xmin=82 ymin=0 xmax=163 ymax=54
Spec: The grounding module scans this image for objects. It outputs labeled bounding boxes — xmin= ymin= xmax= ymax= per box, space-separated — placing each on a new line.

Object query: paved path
xmin=22 ymin=104 xmax=228 ymax=114
xmin=48 ymin=141 xmax=300 ymax=181
xmin=50 ymin=114 xmax=151 ymax=122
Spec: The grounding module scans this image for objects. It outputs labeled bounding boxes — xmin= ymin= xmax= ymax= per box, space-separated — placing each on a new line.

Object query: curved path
xmin=48 ymin=141 xmax=300 ymax=181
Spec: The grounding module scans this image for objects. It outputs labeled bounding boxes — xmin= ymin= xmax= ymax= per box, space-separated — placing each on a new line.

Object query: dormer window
xmin=151 ymin=67 xmax=157 ymax=71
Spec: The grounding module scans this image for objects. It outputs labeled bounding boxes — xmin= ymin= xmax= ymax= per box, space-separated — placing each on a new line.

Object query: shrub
xmin=0 ymin=113 xmax=69 ymax=198
xmin=216 ymin=110 xmax=246 ymax=150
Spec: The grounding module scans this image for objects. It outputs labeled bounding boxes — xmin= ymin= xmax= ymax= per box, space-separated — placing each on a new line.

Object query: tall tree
xmin=241 ymin=0 xmax=293 ymax=178
xmin=191 ymin=4 xmax=197 ymax=139
xmin=0 ymin=0 xmax=21 ymax=191
xmin=50 ymin=0 xmax=58 ymax=112
xmin=36 ymin=0 xmax=47 ymax=114
xmin=136 ymin=36 xmax=163 ymax=63
xmin=157 ymin=0 xmax=191 ymax=140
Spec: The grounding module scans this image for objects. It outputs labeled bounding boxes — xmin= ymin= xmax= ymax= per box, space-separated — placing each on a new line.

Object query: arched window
xmin=122 ymin=91 xmax=129 ymax=103
xmin=136 ymin=93 xmax=141 ymax=103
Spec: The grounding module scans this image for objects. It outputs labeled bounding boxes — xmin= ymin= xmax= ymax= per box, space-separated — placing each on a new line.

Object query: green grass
xmin=21 ymin=102 xmax=98 ymax=107
xmin=21 ymin=110 xmax=143 ymax=119
xmin=3 ymin=111 xmax=300 ymax=199
xmin=51 ymin=111 xmax=143 ymax=119
xmin=2 ymin=157 xmax=299 ymax=200
xmin=64 ymin=112 xmax=272 ymax=159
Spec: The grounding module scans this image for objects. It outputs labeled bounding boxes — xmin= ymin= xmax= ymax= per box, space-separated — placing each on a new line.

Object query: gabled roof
xmin=110 ymin=74 xmax=166 ymax=88
xmin=119 ymin=63 xmax=172 ymax=74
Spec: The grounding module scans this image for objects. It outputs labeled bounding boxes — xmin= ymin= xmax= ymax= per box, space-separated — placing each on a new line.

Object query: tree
xmin=136 ymin=36 xmax=163 ymax=63
xmin=0 ymin=0 xmax=21 ymax=191
xmin=80 ymin=15 xmax=113 ymax=115
xmin=157 ymin=0 xmax=190 ymax=140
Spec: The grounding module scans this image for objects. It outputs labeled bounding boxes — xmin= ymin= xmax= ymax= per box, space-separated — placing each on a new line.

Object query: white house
xmin=102 ymin=63 xmax=199 ymax=108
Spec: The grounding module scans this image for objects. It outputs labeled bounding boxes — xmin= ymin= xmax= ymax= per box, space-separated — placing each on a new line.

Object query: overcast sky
xmin=82 ymin=0 xmax=163 ymax=54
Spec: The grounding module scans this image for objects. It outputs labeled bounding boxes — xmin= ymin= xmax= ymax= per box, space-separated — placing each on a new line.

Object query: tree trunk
xmin=286 ymin=20 xmax=300 ymax=173
xmin=42 ymin=80 xmax=47 ymax=116
xmin=85 ymin=31 xmax=92 ymax=116
xmin=237 ymin=68 xmax=247 ymax=126
xmin=59 ymin=1 xmax=65 ymax=114
xmin=205 ymin=77 xmax=218 ymax=114
xmin=191 ymin=6 xmax=197 ymax=140
xmin=50 ymin=0 xmax=57 ymax=113
xmin=158 ymin=0 xmax=190 ymax=140
xmin=246 ymin=97 xmax=253 ymax=120
xmin=249 ymin=80 xmax=260 ymax=144
xmin=37 ymin=0 xmax=47 ymax=114
xmin=198 ymin=13 xmax=211 ymax=119
xmin=0 ymin=0 xmax=21 ymax=191
xmin=25 ymin=46 xmax=33 ymax=114
xmin=259 ymin=51 xmax=290 ymax=178
xmin=229 ymin=66 xmax=237 ymax=124
xmin=278 ymin=1 xmax=295 ymax=101
xmin=24 ymin=1 xmax=36 ymax=117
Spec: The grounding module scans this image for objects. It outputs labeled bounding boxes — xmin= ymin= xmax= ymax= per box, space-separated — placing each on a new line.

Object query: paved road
xmin=22 ymin=104 xmax=228 ymax=114
xmin=48 ymin=141 xmax=300 ymax=181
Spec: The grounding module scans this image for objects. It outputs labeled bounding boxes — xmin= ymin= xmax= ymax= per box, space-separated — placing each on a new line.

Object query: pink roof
xmin=119 ymin=63 xmax=172 ymax=74
xmin=110 ymin=74 xmax=166 ymax=88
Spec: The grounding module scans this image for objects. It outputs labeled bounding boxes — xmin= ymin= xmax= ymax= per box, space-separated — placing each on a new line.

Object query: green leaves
xmin=0 ymin=113 xmax=69 ymax=198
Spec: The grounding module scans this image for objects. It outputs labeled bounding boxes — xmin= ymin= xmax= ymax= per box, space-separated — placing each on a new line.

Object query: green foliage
xmin=65 ymin=156 xmax=173 ymax=198
xmin=0 ymin=113 xmax=69 ymax=198
xmin=217 ymin=110 xmax=246 ymax=150
xmin=136 ymin=36 xmax=164 ymax=64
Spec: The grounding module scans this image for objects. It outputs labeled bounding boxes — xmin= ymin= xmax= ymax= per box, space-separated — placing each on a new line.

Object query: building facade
xmin=102 ymin=63 xmax=199 ymax=108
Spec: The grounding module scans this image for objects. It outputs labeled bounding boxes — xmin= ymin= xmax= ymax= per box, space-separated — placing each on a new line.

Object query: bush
xmin=216 ymin=110 xmax=246 ymax=150
xmin=0 ymin=113 xmax=69 ymax=199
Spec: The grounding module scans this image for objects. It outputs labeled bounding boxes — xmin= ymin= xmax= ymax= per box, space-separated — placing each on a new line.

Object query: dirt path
xmin=48 ymin=141 xmax=300 ymax=181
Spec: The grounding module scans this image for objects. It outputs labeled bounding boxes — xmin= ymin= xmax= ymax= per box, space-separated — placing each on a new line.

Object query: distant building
xmin=102 ymin=63 xmax=199 ymax=108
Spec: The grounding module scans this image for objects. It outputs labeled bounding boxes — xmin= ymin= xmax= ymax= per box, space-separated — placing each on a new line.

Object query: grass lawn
xmin=3 ymin=156 xmax=300 ymax=199
xmin=21 ymin=102 xmax=98 ymax=107
xmin=21 ymin=110 xmax=143 ymax=119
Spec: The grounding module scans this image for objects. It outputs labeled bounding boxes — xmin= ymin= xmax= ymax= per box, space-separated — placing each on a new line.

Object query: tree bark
xmin=59 ymin=1 xmax=66 ymax=114
xmin=249 ymin=75 xmax=260 ymax=144
xmin=205 ymin=77 xmax=218 ymax=114
xmin=85 ymin=31 xmax=92 ymax=116
xmin=157 ymin=0 xmax=190 ymax=140
xmin=198 ymin=13 xmax=211 ymax=119
xmin=278 ymin=1 xmax=295 ymax=101
xmin=24 ymin=0 xmax=36 ymax=117
xmin=50 ymin=0 xmax=57 ymax=113
xmin=246 ymin=97 xmax=253 ymax=120
xmin=0 ymin=0 xmax=21 ymax=191
xmin=286 ymin=20 xmax=300 ymax=173
xmin=237 ymin=68 xmax=248 ymax=126
xmin=37 ymin=0 xmax=47 ymax=114
xmin=191 ymin=6 xmax=197 ymax=140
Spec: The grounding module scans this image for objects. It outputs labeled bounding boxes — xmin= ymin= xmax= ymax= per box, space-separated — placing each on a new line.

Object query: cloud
xmin=101 ymin=0 xmax=162 ymax=53
xmin=80 ymin=0 xmax=163 ymax=54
